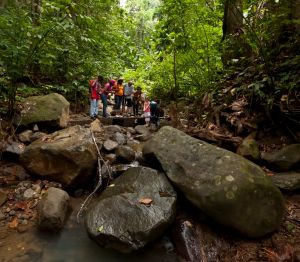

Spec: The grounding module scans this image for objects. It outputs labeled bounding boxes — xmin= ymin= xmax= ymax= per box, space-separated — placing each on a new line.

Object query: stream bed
xmin=0 ymin=196 xmax=179 ymax=262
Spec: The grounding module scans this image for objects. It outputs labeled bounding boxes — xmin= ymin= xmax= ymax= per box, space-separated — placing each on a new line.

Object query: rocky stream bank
xmin=0 ymin=93 xmax=300 ymax=262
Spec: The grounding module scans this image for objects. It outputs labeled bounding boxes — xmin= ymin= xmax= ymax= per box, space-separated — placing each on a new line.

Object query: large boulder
xmin=270 ymin=172 xmax=300 ymax=191
xmin=20 ymin=125 xmax=97 ymax=187
xmin=38 ymin=187 xmax=70 ymax=231
xmin=15 ymin=93 xmax=70 ymax=128
xmin=143 ymin=126 xmax=285 ymax=238
xmin=262 ymin=144 xmax=300 ymax=172
xmin=85 ymin=167 xmax=177 ymax=253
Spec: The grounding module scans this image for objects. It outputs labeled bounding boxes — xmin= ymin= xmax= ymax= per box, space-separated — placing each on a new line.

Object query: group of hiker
xmin=88 ymin=76 xmax=162 ymax=126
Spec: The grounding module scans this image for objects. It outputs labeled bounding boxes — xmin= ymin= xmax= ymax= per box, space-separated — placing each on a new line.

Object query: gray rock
xmin=38 ymin=187 xmax=70 ymax=231
xmin=237 ymin=137 xmax=260 ymax=161
xmin=23 ymin=188 xmax=37 ymax=200
xmin=112 ymin=132 xmax=126 ymax=145
xmin=127 ymin=139 xmax=141 ymax=152
xmin=33 ymin=124 xmax=39 ymax=132
xmin=15 ymin=93 xmax=70 ymax=128
xmin=85 ymin=167 xmax=177 ymax=253
xmin=103 ymin=139 xmax=119 ymax=151
xmin=172 ymin=211 xmax=235 ymax=261
xmin=134 ymin=126 xmax=152 ymax=141
xmin=20 ymin=125 xmax=97 ymax=187
xmin=18 ymin=130 xmax=33 ymax=143
xmin=270 ymin=172 xmax=300 ymax=191
xmin=104 ymin=125 xmax=122 ymax=134
xmin=143 ymin=126 xmax=284 ymax=238
xmin=262 ymin=144 xmax=300 ymax=172
xmin=126 ymin=127 xmax=136 ymax=135
xmin=90 ymin=119 xmax=103 ymax=133
xmin=116 ymin=145 xmax=136 ymax=163
xmin=135 ymin=125 xmax=149 ymax=135
xmin=4 ymin=141 xmax=25 ymax=156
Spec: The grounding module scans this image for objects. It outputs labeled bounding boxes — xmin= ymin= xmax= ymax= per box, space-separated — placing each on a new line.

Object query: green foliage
xmin=0 ymin=0 xmax=298 ymax=116
xmin=0 ymin=0 xmax=130 ymax=113
xmin=125 ymin=0 xmax=223 ymax=101
xmin=220 ymin=0 xmax=300 ymax=113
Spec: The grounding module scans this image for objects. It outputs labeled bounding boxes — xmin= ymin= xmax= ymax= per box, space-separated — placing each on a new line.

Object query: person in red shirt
xmin=89 ymin=75 xmax=103 ymax=118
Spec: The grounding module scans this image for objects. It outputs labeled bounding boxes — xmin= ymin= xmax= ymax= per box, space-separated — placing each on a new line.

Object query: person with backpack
xmin=89 ymin=75 xmax=103 ymax=119
xmin=150 ymin=99 xmax=160 ymax=126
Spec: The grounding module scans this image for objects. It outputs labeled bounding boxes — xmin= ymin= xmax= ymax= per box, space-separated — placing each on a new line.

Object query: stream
xmin=41 ymin=197 xmax=178 ymax=262
xmin=0 ymin=193 xmax=179 ymax=262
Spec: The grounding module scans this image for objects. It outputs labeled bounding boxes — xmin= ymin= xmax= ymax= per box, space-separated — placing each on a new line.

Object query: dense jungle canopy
xmin=0 ymin=0 xmax=299 ymax=121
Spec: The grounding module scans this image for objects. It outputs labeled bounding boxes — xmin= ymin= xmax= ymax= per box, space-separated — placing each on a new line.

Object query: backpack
xmin=150 ymin=101 xmax=157 ymax=111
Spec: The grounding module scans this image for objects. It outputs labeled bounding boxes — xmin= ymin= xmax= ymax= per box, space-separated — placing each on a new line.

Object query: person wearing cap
xmin=88 ymin=75 xmax=103 ymax=119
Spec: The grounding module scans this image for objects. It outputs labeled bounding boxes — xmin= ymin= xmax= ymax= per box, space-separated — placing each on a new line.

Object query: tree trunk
xmin=31 ymin=0 xmax=42 ymax=25
xmin=0 ymin=0 xmax=6 ymax=9
xmin=222 ymin=0 xmax=243 ymax=40
xmin=291 ymin=0 xmax=300 ymax=34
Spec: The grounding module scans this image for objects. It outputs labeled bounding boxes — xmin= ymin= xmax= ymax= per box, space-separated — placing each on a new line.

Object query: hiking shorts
xmin=125 ymin=97 xmax=133 ymax=107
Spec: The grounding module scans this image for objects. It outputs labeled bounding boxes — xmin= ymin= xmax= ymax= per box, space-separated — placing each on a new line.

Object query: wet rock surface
xmin=38 ymin=187 xmax=70 ymax=231
xmin=85 ymin=167 xmax=177 ymax=253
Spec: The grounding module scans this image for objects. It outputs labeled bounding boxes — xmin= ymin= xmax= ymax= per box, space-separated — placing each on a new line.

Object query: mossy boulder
xmin=143 ymin=126 xmax=285 ymax=238
xmin=237 ymin=137 xmax=260 ymax=161
xmin=15 ymin=93 xmax=70 ymax=128
xmin=262 ymin=144 xmax=300 ymax=172
xmin=270 ymin=172 xmax=300 ymax=191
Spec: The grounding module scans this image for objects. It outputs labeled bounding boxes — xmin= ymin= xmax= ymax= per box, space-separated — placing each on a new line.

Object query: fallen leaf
xmin=9 ymin=218 xmax=19 ymax=229
xmin=159 ymin=191 xmax=172 ymax=197
xmin=14 ymin=201 xmax=28 ymax=211
xmin=139 ymin=198 xmax=153 ymax=206
xmin=41 ymin=136 xmax=53 ymax=142
xmin=97 ymin=225 xmax=104 ymax=232
xmin=266 ymin=172 xmax=274 ymax=176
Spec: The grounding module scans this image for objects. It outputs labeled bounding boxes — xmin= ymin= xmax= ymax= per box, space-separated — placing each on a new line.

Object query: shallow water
xmin=25 ymin=197 xmax=178 ymax=262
